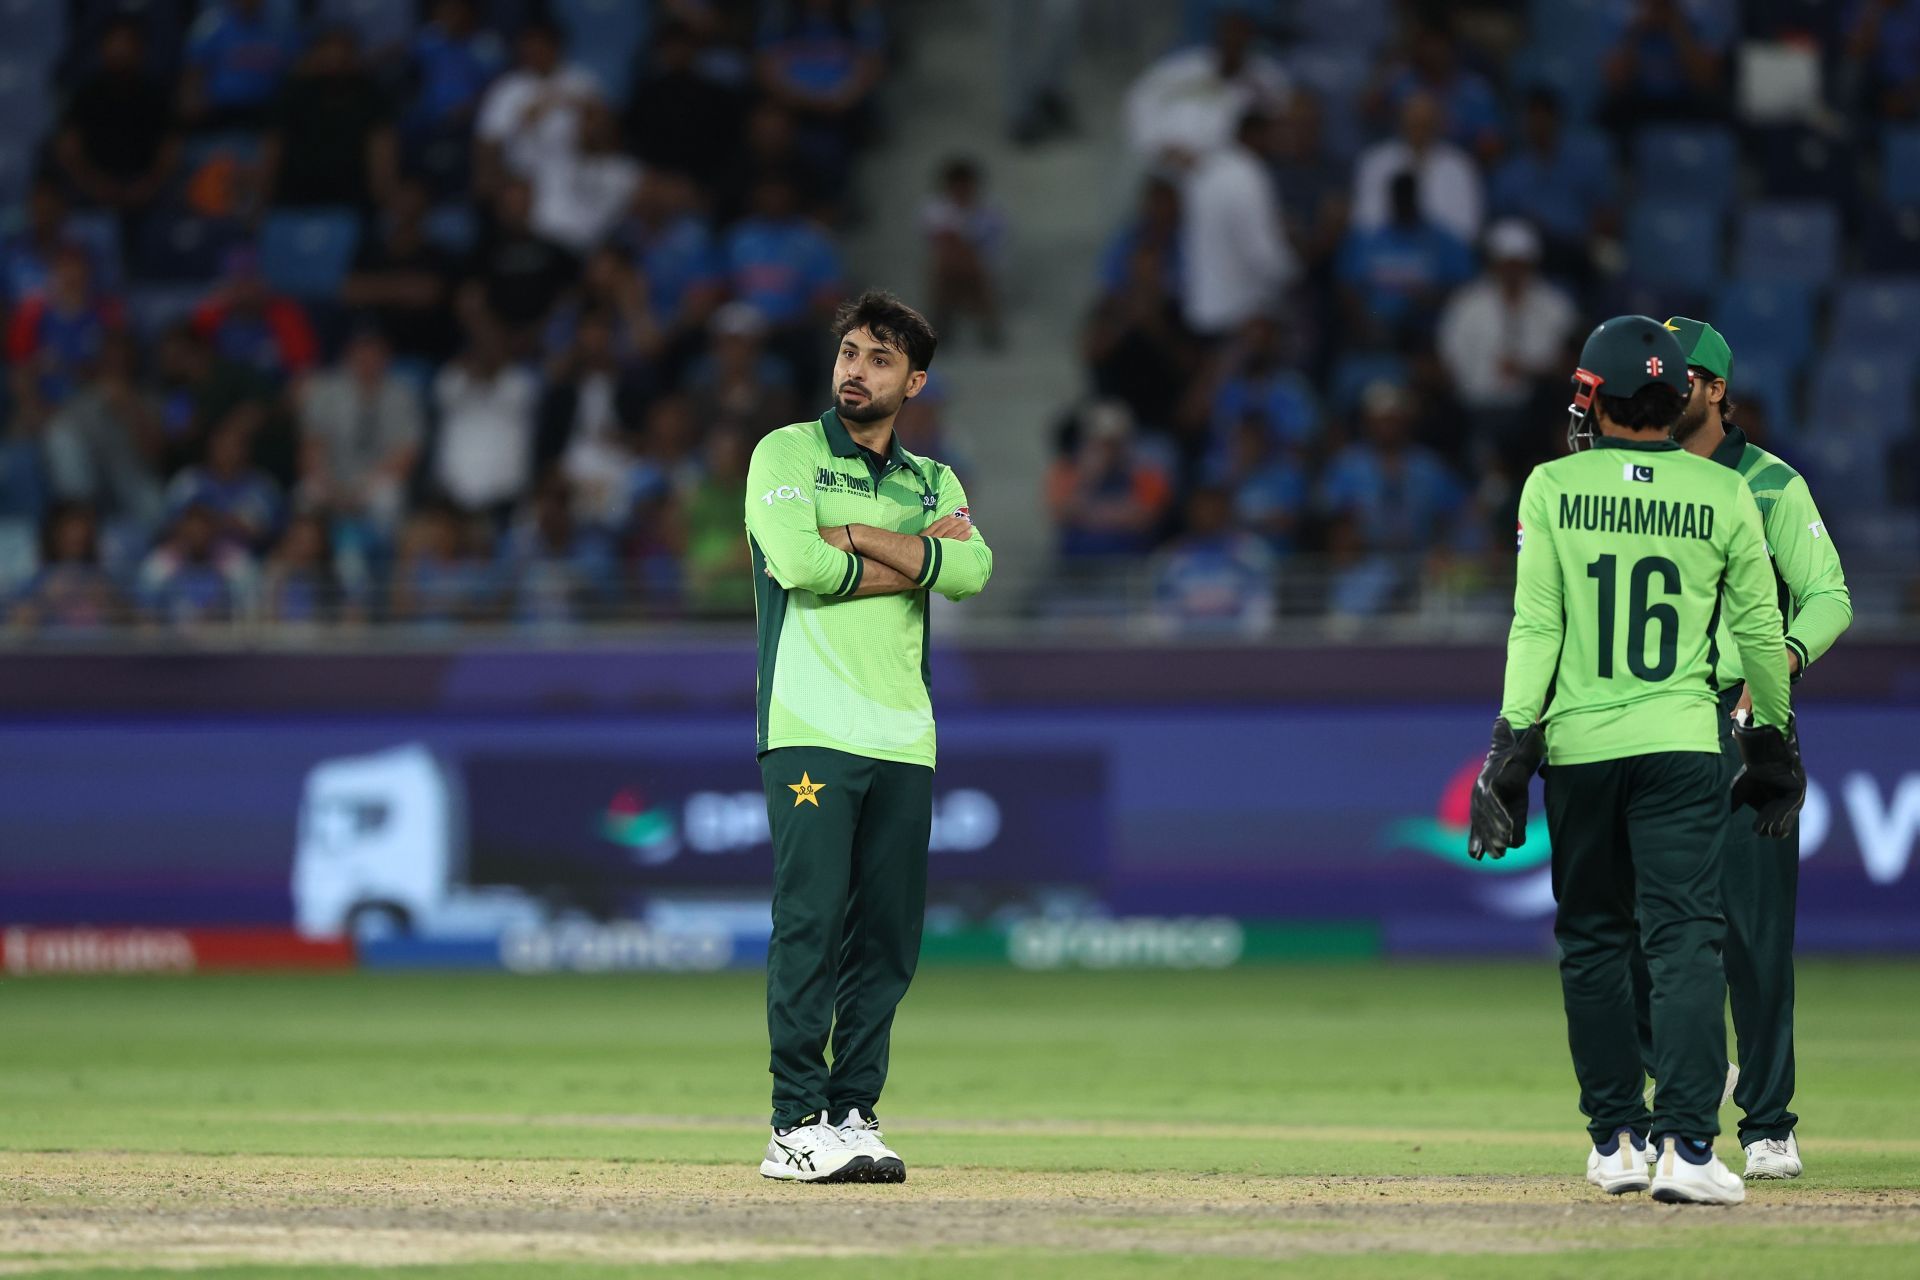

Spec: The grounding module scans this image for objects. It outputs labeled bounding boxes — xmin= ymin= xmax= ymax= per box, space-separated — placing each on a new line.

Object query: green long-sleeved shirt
xmin=1706 ymin=426 xmax=1851 ymax=684
xmin=1498 ymin=436 xmax=1791 ymax=766
xmin=744 ymin=409 xmax=992 ymax=767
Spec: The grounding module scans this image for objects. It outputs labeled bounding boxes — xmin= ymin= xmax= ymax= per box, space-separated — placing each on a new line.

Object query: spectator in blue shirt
xmin=1150 ymin=486 xmax=1275 ymax=637
xmin=405 ymin=0 xmax=506 ymax=190
xmin=1218 ymin=416 xmax=1310 ymax=554
xmin=139 ymin=502 xmax=257 ymax=628
xmin=1206 ymin=316 xmax=1319 ymax=467
xmin=1097 ymin=173 xmax=1184 ymax=301
xmin=179 ymin=0 xmax=300 ymax=132
xmin=756 ymin=0 xmax=886 ymax=185
xmin=1335 ymin=171 xmax=1474 ymax=349
xmin=1318 ymin=380 xmax=1465 ymax=615
xmin=1599 ymin=0 xmax=1726 ymax=134
xmin=0 ymin=179 xmax=113 ymax=312
xmin=1847 ymin=0 xmax=1920 ymax=120
xmin=1373 ymin=23 xmax=1503 ymax=161
xmin=166 ymin=416 xmax=284 ymax=554
xmin=619 ymin=173 xmax=726 ymax=364
xmin=724 ymin=175 xmax=845 ymax=370
xmin=1489 ymin=89 xmax=1612 ymax=283
xmin=8 ymin=504 xmax=126 ymax=634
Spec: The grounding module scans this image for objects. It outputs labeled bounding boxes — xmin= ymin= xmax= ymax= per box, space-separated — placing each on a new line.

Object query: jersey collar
xmin=1709 ymin=423 xmax=1748 ymax=469
xmin=820 ymin=407 xmax=934 ymax=488
xmin=1590 ymin=435 xmax=1682 ymax=452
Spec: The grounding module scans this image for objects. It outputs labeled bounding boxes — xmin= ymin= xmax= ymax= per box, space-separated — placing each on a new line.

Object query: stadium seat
xmin=260 ymin=209 xmax=361 ymax=300
xmin=1626 ymin=201 xmax=1723 ymax=293
xmin=1829 ymin=278 xmax=1920 ymax=358
xmin=0 ymin=0 xmax=65 ymax=58
xmin=64 ymin=211 xmax=124 ymax=291
xmin=1712 ymin=279 xmax=1815 ymax=376
xmin=1885 ymin=127 xmax=1920 ymax=207
xmin=1734 ymin=201 xmax=1840 ymax=285
xmin=124 ymin=284 xmax=207 ymax=338
xmin=554 ymin=0 xmax=648 ymax=105
xmin=0 ymin=144 xmax=30 ymax=211
xmin=1730 ymin=361 xmax=1799 ymax=441
xmin=316 ymin=0 xmax=414 ymax=52
xmin=1528 ymin=0 xmax=1617 ymax=57
xmin=1753 ymin=126 xmax=1857 ymax=209
xmin=1634 ymin=127 xmax=1737 ymax=211
xmin=1288 ymin=49 xmax=1370 ymax=156
xmin=0 ymin=55 xmax=50 ymax=147
xmin=133 ymin=212 xmax=246 ymax=284
xmin=1808 ymin=353 xmax=1915 ymax=441
xmin=1291 ymin=0 xmax=1391 ymax=55
xmin=1863 ymin=202 xmax=1920 ymax=272
xmin=1510 ymin=43 xmax=1601 ymax=123
xmin=1327 ymin=352 xmax=1409 ymax=414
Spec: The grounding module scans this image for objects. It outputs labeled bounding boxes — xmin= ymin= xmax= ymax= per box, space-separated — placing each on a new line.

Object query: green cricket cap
xmin=1576 ymin=314 xmax=1690 ymax=398
xmin=1663 ymin=316 xmax=1733 ymax=384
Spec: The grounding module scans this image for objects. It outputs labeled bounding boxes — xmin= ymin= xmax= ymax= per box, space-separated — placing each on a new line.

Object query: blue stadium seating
xmin=1884 ymin=126 xmax=1920 ymax=207
xmin=1863 ymin=203 xmax=1920 ymax=272
xmin=555 ymin=0 xmax=648 ymax=105
xmin=134 ymin=212 xmax=246 ymax=283
xmin=316 ymin=0 xmax=414 ymax=51
xmin=1509 ymin=43 xmax=1602 ymax=123
xmin=1829 ymin=279 xmax=1920 ymax=358
xmin=1712 ymin=279 xmax=1815 ymax=376
xmin=64 ymin=211 xmax=124 ymax=291
xmin=1730 ymin=361 xmax=1798 ymax=440
xmin=1734 ymin=201 xmax=1840 ymax=285
xmin=1754 ymin=126 xmax=1856 ymax=210
xmin=1627 ymin=201 xmax=1722 ymax=293
xmin=1289 ymin=0 xmax=1391 ymax=55
xmin=1528 ymin=0 xmax=1617 ymax=57
xmin=0 ymin=54 xmax=50 ymax=148
xmin=124 ymin=284 xmax=207 ymax=338
xmin=0 ymin=0 xmax=65 ymax=58
xmin=1327 ymin=352 xmax=1409 ymax=414
xmin=1809 ymin=354 xmax=1915 ymax=441
xmin=260 ymin=209 xmax=361 ymax=299
xmin=1634 ymin=127 xmax=1737 ymax=211
xmin=0 ymin=144 xmax=30 ymax=211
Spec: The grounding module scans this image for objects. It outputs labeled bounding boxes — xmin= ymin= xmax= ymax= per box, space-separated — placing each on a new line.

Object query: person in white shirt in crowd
xmin=1351 ymin=89 xmax=1483 ymax=245
xmin=1435 ymin=217 xmax=1576 ymax=471
xmin=473 ymin=15 xmax=602 ymax=196
xmin=1125 ymin=9 xmax=1289 ymax=164
xmin=920 ymin=156 xmax=1010 ymax=349
xmin=1181 ymin=109 xmax=1297 ymax=340
xmin=530 ymin=99 xmax=641 ymax=255
xmin=431 ymin=323 xmax=537 ymax=522
xmin=297 ymin=328 xmax=424 ymax=536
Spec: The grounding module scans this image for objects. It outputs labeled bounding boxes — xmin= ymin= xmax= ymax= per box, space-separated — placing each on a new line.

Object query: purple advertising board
xmin=1 ymin=705 xmax=1915 ymax=960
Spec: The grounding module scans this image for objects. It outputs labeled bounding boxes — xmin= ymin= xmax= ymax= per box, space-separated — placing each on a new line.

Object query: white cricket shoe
xmin=1586 ymin=1126 xmax=1651 ymax=1195
xmin=837 ymin=1108 xmax=906 ymax=1183
xmin=1644 ymin=1061 xmax=1739 ymax=1111
xmin=760 ymin=1117 xmax=874 ymax=1183
xmin=1649 ymin=1137 xmax=1746 ymax=1205
xmin=1743 ymin=1133 xmax=1802 ymax=1180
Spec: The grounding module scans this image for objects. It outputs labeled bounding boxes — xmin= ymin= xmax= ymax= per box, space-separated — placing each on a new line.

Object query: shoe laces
xmin=1756 ymin=1137 xmax=1792 ymax=1156
xmin=838 ymin=1110 xmax=886 ymax=1146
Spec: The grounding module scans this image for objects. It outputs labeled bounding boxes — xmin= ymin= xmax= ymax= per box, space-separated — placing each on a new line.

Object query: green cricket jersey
xmin=1498 ymin=436 xmax=1791 ymax=766
xmin=1705 ymin=426 xmax=1851 ymax=686
xmin=744 ymin=408 xmax=992 ymax=767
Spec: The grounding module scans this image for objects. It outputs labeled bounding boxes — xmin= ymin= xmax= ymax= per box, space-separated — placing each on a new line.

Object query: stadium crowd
xmin=0 ymin=0 xmax=897 ymax=632
xmin=1059 ymin=0 xmax=1920 ymax=630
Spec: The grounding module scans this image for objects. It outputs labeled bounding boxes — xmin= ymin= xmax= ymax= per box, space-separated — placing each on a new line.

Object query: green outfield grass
xmin=4 ymin=962 xmax=1919 ymax=1277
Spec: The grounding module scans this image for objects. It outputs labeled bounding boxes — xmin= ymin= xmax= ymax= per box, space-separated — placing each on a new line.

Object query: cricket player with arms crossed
xmin=743 ymin=290 xmax=992 ymax=1183
xmin=1628 ymin=318 xmax=1851 ymax=1181
xmin=1466 ymin=316 xmax=1807 ymax=1205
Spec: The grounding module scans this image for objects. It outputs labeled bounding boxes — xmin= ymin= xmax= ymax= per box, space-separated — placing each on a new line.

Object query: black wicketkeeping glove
xmin=1467 ymin=717 xmax=1547 ymax=861
xmin=1729 ymin=717 xmax=1806 ymax=839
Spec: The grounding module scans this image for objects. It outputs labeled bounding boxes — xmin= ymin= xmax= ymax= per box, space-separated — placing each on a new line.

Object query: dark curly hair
xmin=1598 ymin=382 xmax=1686 ymax=432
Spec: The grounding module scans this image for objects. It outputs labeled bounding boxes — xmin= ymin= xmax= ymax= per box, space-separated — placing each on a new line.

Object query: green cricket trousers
xmin=1547 ymin=749 xmax=1729 ymax=1146
xmin=760 ymin=745 xmax=932 ymax=1130
xmin=1631 ymin=685 xmax=1800 ymax=1144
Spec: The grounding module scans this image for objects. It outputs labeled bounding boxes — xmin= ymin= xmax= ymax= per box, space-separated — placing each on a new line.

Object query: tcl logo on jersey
xmin=759 ymin=486 xmax=811 ymax=505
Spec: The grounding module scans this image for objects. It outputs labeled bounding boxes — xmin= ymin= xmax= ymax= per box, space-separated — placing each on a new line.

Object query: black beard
xmin=836 ymin=393 xmax=894 ymax=423
xmin=1671 ymin=402 xmax=1708 ymax=444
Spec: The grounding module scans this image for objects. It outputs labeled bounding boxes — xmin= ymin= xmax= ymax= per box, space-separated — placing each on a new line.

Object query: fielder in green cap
xmin=1467 ymin=315 xmax=1805 ymax=1204
xmin=1625 ymin=316 xmax=1852 ymax=1182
